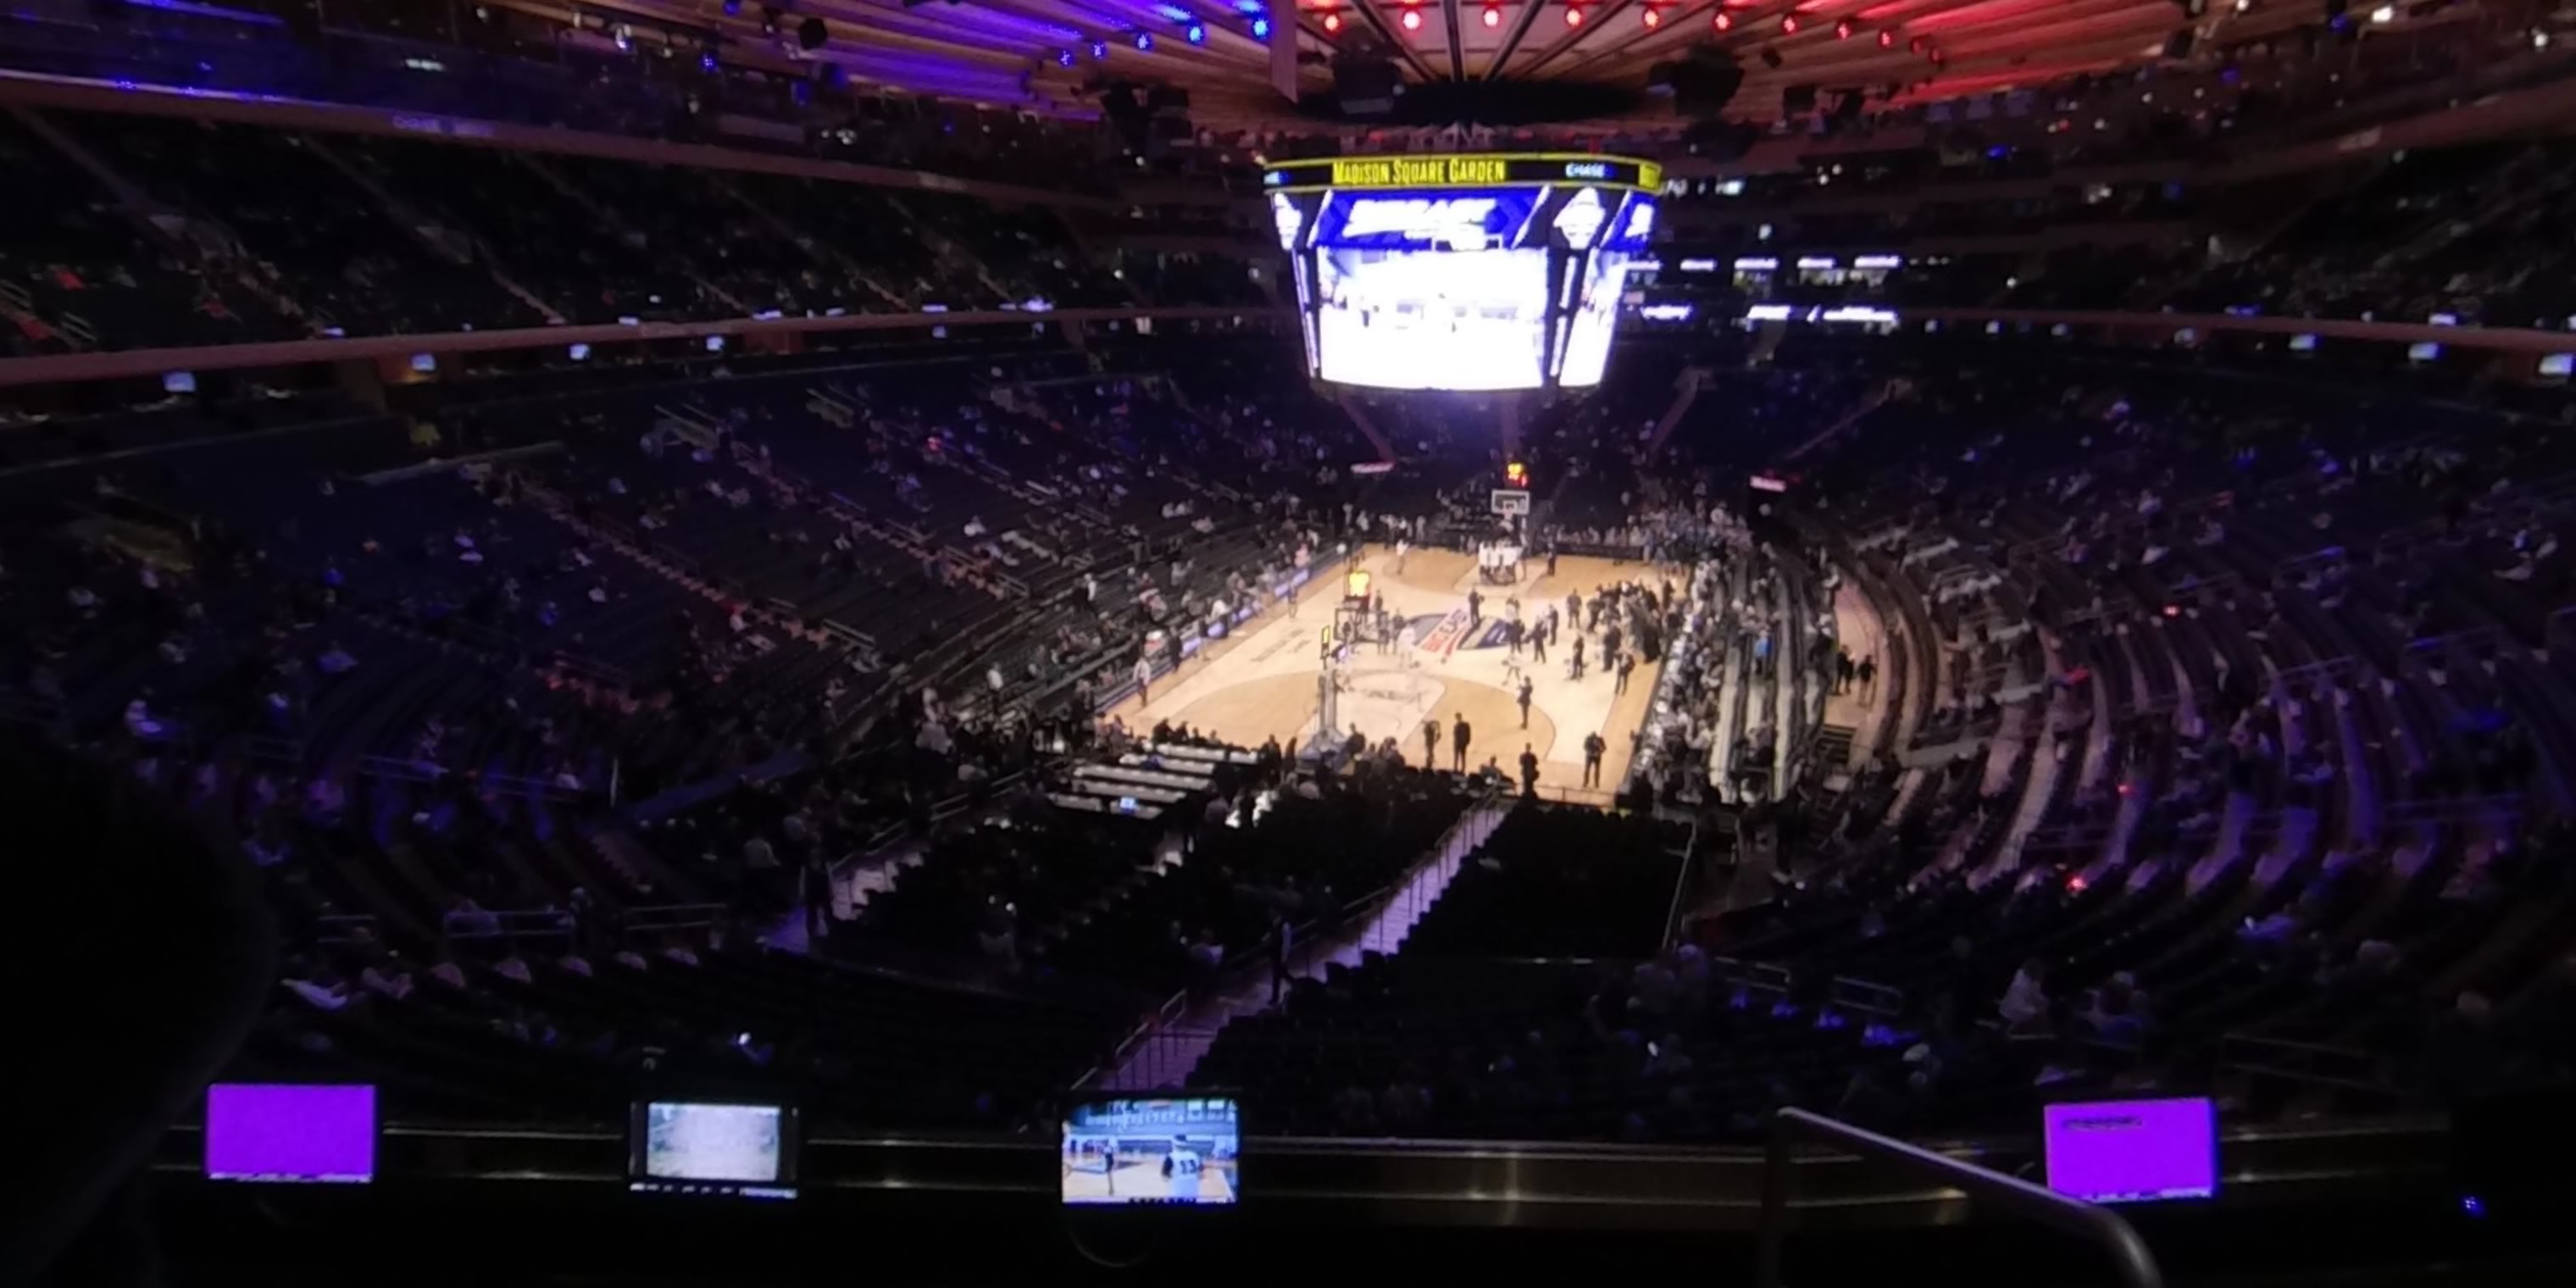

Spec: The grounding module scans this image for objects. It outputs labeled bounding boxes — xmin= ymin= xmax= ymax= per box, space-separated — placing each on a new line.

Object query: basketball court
xmin=1113 ymin=547 xmax=1678 ymax=803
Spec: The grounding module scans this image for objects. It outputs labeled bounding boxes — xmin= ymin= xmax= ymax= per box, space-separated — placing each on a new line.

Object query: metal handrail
xmin=1755 ymin=1108 xmax=2165 ymax=1288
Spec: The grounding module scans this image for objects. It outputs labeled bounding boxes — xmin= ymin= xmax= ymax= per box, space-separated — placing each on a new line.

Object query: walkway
xmin=1821 ymin=580 xmax=1890 ymax=767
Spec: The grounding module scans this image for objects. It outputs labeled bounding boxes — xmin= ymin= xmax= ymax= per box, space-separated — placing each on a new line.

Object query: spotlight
xmin=1713 ymin=10 xmax=1732 ymax=29
xmin=1402 ymin=8 xmax=1422 ymax=29
xmin=1252 ymin=15 xmax=1271 ymax=36
xmin=1483 ymin=4 xmax=1502 ymax=25
xmin=1907 ymin=34 xmax=1924 ymax=52
xmin=1641 ymin=5 xmax=1661 ymax=25
xmin=1564 ymin=5 xmax=1583 ymax=25
xmin=702 ymin=51 xmax=719 ymax=70
xmin=1090 ymin=38 xmax=1110 ymax=57
xmin=1134 ymin=30 xmax=1154 ymax=47
xmin=1835 ymin=19 xmax=1852 ymax=37
xmin=1779 ymin=14 xmax=1796 ymax=32
xmin=1928 ymin=45 xmax=1944 ymax=63
xmin=1057 ymin=47 xmax=1077 ymax=66
xmin=1322 ymin=10 xmax=1341 ymax=31
xmin=1878 ymin=27 xmax=1894 ymax=46
xmin=1185 ymin=20 xmax=1205 ymax=41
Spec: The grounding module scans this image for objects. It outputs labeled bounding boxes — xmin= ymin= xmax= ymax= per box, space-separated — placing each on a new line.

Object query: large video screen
xmin=1063 ymin=1096 xmax=1241 ymax=1207
xmin=1275 ymin=180 xmax=1653 ymax=392
xmin=1317 ymin=247 xmax=1548 ymax=390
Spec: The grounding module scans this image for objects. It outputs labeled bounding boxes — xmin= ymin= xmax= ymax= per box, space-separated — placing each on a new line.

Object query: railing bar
xmin=1755 ymin=1108 xmax=2164 ymax=1288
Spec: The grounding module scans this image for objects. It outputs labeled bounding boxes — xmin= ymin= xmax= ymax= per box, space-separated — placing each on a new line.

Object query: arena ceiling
xmin=527 ymin=0 xmax=2346 ymax=129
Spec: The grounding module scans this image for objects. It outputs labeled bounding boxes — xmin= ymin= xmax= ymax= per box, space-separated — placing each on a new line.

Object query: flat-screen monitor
xmin=2043 ymin=1096 xmax=2217 ymax=1203
xmin=162 ymin=370 xmax=197 ymax=394
xmin=628 ymin=1099 xmax=798 ymax=1199
xmin=1063 ymin=1096 xmax=1241 ymax=1207
xmin=204 ymin=1083 xmax=376 ymax=1184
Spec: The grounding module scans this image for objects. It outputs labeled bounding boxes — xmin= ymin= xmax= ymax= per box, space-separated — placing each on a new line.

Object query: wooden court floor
xmin=1115 ymin=550 xmax=1679 ymax=802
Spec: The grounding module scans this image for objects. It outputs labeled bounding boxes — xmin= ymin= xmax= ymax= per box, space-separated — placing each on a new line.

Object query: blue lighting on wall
xmin=1133 ymin=31 xmax=1154 ymax=48
xmin=1251 ymin=15 xmax=1271 ymax=36
xmin=1089 ymin=39 xmax=1110 ymax=58
xmin=1185 ymin=21 xmax=1206 ymax=42
xmin=1056 ymin=47 xmax=1076 ymax=66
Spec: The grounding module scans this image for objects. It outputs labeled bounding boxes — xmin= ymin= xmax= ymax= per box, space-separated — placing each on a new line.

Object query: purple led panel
xmin=2043 ymin=1097 xmax=2217 ymax=1203
xmin=205 ymin=1083 xmax=376 ymax=1184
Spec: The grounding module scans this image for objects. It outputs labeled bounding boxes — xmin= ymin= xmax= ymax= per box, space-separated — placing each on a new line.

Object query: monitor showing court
xmin=1063 ymin=1096 xmax=1241 ymax=1207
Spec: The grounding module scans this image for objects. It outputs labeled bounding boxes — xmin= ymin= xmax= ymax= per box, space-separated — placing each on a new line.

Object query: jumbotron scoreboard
xmin=1263 ymin=153 xmax=1661 ymax=392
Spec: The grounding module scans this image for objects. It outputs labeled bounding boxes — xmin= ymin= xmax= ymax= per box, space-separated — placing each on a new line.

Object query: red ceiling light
xmin=1482 ymin=3 xmax=1502 ymax=24
xmin=1713 ymin=9 xmax=1732 ymax=28
xmin=1779 ymin=14 xmax=1797 ymax=31
xmin=1321 ymin=10 xmax=1341 ymax=31
xmin=1401 ymin=8 xmax=1423 ymax=29
xmin=1563 ymin=4 xmax=1584 ymax=25
xmin=1641 ymin=5 xmax=1661 ymax=25
xmin=1834 ymin=19 xmax=1852 ymax=37
xmin=1878 ymin=27 xmax=1895 ymax=47
xmin=1928 ymin=46 xmax=1945 ymax=64
xmin=1907 ymin=34 xmax=1924 ymax=52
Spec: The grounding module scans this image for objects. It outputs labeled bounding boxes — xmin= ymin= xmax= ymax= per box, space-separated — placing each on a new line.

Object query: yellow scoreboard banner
xmin=1263 ymin=153 xmax=1663 ymax=195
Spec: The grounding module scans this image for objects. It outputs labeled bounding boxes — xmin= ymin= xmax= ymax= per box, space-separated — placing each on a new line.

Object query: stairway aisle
xmin=1103 ymin=800 xmax=1509 ymax=1091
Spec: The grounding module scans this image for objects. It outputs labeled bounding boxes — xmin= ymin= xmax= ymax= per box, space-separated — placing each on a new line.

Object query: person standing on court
xmin=1468 ymin=587 xmax=1484 ymax=629
xmin=1569 ymin=633 xmax=1587 ymax=680
xmin=1134 ymin=655 xmax=1153 ymax=707
xmin=1452 ymin=713 xmax=1472 ymax=774
xmin=1583 ymin=731 xmax=1607 ymax=787
xmin=1518 ymin=745 xmax=1540 ymax=797
xmin=1518 ymin=677 xmax=1534 ymax=729
xmin=1615 ymin=651 xmax=1635 ymax=695
xmin=1530 ymin=618 xmax=1548 ymax=666
xmin=1422 ymin=718 xmax=1441 ymax=769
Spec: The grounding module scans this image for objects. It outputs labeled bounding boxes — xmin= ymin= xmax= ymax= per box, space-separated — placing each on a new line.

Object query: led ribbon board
xmin=1263 ymin=153 xmax=1665 ymax=194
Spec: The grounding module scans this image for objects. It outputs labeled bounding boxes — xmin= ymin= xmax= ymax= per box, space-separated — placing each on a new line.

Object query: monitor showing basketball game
xmin=2043 ymin=1096 xmax=2218 ymax=1203
xmin=1062 ymin=1096 xmax=1241 ymax=1207
xmin=628 ymin=1098 xmax=799 ymax=1200
xmin=204 ymin=1082 xmax=376 ymax=1185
